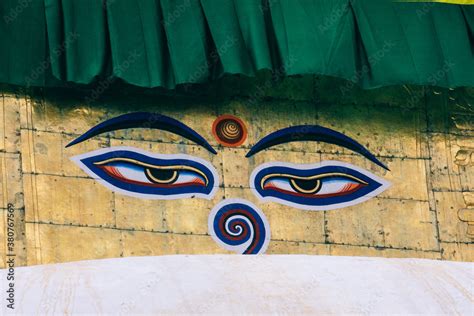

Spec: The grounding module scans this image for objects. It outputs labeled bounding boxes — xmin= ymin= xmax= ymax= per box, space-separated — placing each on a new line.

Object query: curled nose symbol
xmin=208 ymin=199 xmax=270 ymax=254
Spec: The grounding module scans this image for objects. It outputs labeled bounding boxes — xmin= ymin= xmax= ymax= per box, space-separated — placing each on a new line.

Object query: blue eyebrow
xmin=246 ymin=125 xmax=389 ymax=170
xmin=66 ymin=112 xmax=217 ymax=154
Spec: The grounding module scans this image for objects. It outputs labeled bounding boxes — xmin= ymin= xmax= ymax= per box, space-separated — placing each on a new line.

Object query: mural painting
xmin=1 ymin=82 xmax=473 ymax=265
xmin=67 ymin=112 xmax=390 ymax=254
xmin=0 ymin=1 xmax=473 ymax=313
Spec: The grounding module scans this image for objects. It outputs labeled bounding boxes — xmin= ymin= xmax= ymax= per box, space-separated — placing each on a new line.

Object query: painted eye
xmin=71 ymin=147 xmax=218 ymax=200
xmin=250 ymin=161 xmax=390 ymax=210
xmin=263 ymin=173 xmax=367 ymax=198
xmin=95 ymin=159 xmax=208 ymax=188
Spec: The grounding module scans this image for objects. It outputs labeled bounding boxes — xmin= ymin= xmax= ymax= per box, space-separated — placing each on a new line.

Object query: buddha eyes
xmin=250 ymin=161 xmax=391 ymax=211
xmin=71 ymin=147 xmax=389 ymax=210
xmin=71 ymin=147 xmax=218 ymax=200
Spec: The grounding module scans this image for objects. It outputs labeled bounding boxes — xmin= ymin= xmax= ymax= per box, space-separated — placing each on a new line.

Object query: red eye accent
xmin=263 ymin=182 xmax=365 ymax=198
xmin=339 ymin=182 xmax=362 ymax=193
xmin=98 ymin=165 xmax=206 ymax=188
xmin=188 ymin=178 xmax=206 ymax=186
xmin=102 ymin=165 xmax=125 ymax=179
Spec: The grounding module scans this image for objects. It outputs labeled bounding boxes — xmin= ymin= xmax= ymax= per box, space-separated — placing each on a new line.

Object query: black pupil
xmin=146 ymin=168 xmax=176 ymax=183
xmin=291 ymin=179 xmax=320 ymax=192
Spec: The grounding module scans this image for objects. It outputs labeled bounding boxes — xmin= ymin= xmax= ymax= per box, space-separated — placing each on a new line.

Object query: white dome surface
xmin=2 ymin=255 xmax=473 ymax=315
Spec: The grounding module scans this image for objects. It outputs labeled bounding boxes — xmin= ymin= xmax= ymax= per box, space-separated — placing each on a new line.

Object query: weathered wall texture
xmin=1 ymin=74 xmax=473 ymax=267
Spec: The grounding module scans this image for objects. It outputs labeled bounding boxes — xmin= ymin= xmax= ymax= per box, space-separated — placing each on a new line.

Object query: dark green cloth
xmin=1 ymin=0 xmax=473 ymax=89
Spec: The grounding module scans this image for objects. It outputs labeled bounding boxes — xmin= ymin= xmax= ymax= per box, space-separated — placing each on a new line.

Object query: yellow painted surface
xmin=0 ymin=78 xmax=473 ymax=266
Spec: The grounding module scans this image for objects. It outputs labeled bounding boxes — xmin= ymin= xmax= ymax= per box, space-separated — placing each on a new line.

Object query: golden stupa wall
xmin=1 ymin=75 xmax=473 ymax=267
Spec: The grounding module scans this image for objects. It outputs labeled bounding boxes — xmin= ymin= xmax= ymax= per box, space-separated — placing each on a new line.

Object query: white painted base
xmin=2 ymin=255 xmax=473 ymax=315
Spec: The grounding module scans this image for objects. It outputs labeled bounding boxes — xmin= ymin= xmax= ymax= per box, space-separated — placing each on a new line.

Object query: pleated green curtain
xmin=1 ymin=0 xmax=473 ymax=89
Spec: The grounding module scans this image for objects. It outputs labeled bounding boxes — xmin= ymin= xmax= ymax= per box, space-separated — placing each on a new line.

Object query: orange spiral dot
xmin=212 ymin=115 xmax=247 ymax=147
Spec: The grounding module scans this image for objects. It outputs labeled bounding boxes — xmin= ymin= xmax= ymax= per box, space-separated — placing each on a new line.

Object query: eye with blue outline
xmin=71 ymin=147 xmax=218 ymax=200
xmin=250 ymin=161 xmax=391 ymax=211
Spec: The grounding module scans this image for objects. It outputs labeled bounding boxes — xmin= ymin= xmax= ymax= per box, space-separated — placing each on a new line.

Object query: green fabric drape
xmin=1 ymin=0 xmax=473 ymax=89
